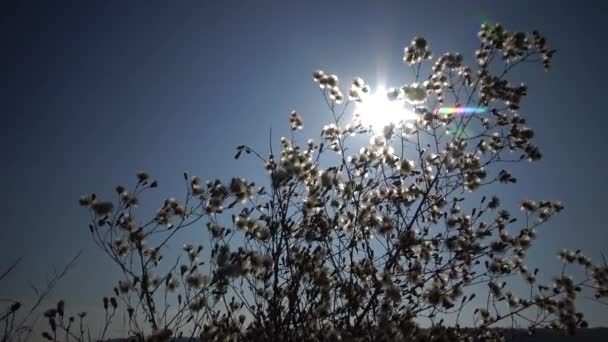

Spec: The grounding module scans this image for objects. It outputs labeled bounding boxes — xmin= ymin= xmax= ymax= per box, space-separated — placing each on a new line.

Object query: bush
xmin=4 ymin=22 xmax=606 ymax=342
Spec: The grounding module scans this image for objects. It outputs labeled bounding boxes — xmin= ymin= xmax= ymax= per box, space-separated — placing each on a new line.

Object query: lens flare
xmin=354 ymin=87 xmax=418 ymax=133
xmin=434 ymin=107 xmax=487 ymax=115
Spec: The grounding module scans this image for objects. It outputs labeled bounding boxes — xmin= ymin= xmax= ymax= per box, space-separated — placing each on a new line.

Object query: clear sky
xmin=1 ymin=0 xmax=607 ymax=331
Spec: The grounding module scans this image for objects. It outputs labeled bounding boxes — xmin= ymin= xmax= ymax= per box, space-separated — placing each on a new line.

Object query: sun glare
xmin=354 ymin=87 xmax=418 ymax=134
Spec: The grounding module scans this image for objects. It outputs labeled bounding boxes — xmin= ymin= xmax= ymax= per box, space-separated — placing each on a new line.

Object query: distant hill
xmin=502 ymin=327 xmax=608 ymax=341
xmin=105 ymin=328 xmax=608 ymax=341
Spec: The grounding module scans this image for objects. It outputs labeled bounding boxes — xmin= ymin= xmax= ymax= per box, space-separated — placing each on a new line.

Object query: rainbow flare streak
xmin=434 ymin=107 xmax=487 ymax=115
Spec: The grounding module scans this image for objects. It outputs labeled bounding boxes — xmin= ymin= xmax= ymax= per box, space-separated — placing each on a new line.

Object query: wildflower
xmin=253 ymin=226 xmax=270 ymax=241
xmin=146 ymin=247 xmax=161 ymax=263
xmin=403 ymin=37 xmax=433 ymax=64
xmin=166 ymin=276 xmax=179 ymax=292
xmin=312 ymin=69 xmax=325 ymax=82
xmin=121 ymin=191 xmax=139 ymax=208
xmin=520 ymin=200 xmax=537 ymax=212
xmin=400 ymin=160 xmax=415 ymax=175
xmin=180 ymin=265 xmax=188 ymax=276
xmin=551 ymin=201 xmax=564 ymax=212
xmin=56 ymin=300 xmax=65 ymax=316
xmin=402 ymin=83 xmax=427 ymax=105
xmin=488 ymin=196 xmax=500 ymax=209
xmin=329 ymin=87 xmax=344 ymax=103
xmin=78 ymin=194 xmax=94 ymax=207
xmin=136 ymin=171 xmax=150 ymax=183
xmin=143 ymin=273 xmax=159 ymax=289
xmin=118 ymin=280 xmax=132 ymax=294
xmin=191 ymin=176 xmax=203 ymax=195
xmin=498 ymin=170 xmax=516 ymax=183
xmin=289 ymin=110 xmax=304 ymax=130
xmin=326 ymin=74 xmax=339 ymax=88
xmin=119 ymin=215 xmax=137 ymax=232
xmin=10 ymin=302 xmax=21 ymax=313
xmin=44 ymin=308 xmax=57 ymax=318
xmin=114 ymin=239 xmax=129 ymax=256
xmin=189 ymin=297 xmax=206 ymax=312
xmin=559 ymin=249 xmax=577 ymax=263
xmin=576 ymin=255 xmax=592 ymax=268
xmin=186 ymin=273 xmax=210 ymax=289
xmin=488 ymin=282 xmax=502 ymax=297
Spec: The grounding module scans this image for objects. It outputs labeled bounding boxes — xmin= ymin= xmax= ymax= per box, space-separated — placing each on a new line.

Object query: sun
xmin=354 ymin=87 xmax=418 ymax=134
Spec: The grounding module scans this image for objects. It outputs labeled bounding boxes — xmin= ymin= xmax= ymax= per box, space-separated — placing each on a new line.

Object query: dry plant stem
xmin=2 ymin=252 xmax=81 ymax=342
xmin=72 ymin=23 xmax=605 ymax=341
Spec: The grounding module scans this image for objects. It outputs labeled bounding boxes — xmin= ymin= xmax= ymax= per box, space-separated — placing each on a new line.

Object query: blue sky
xmin=1 ymin=0 xmax=607 ymax=331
